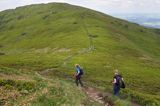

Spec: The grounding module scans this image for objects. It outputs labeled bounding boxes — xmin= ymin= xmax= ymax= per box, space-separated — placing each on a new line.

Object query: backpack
xmin=121 ymin=80 xmax=125 ymax=88
xmin=79 ymin=68 xmax=84 ymax=75
xmin=115 ymin=75 xmax=125 ymax=89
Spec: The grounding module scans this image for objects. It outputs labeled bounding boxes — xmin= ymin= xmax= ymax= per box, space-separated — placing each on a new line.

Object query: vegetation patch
xmin=0 ymin=67 xmax=20 ymax=75
xmin=121 ymin=89 xmax=160 ymax=106
xmin=0 ymin=79 xmax=36 ymax=92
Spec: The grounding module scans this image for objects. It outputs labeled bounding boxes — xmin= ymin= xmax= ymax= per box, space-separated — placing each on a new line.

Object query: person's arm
xmin=112 ymin=78 xmax=116 ymax=84
xmin=121 ymin=77 xmax=124 ymax=81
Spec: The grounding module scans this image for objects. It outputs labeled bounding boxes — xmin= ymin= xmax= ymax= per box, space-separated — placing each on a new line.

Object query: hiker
xmin=74 ymin=64 xmax=83 ymax=87
xmin=112 ymin=69 xmax=125 ymax=96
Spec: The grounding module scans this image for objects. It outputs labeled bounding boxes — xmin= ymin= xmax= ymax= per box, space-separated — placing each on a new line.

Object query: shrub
xmin=16 ymin=81 xmax=36 ymax=91
xmin=0 ymin=79 xmax=36 ymax=92
xmin=5 ymin=84 xmax=13 ymax=89
xmin=110 ymin=22 xmax=114 ymax=24
xmin=73 ymin=22 xmax=78 ymax=24
xmin=89 ymin=34 xmax=98 ymax=38
xmin=0 ymin=52 xmax=5 ymax=55
xmin=0 ymin=67 xmax=20 ymax=75
xmin=42 ymin=15 xmax=49 ymax=20
xmin=140 ymin=29 xmax=145 ymax=32
xmin=17 ymin=15 xmax=24 ymax=20
xmin=0 ymin=79 xmax=15 ymax=86
xmin=124 ymin=24 xmax=129 ymax=29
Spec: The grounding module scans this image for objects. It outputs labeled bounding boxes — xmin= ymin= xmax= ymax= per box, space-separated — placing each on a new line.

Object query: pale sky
xmin=0 ymin=0 xmax=160 ymax=14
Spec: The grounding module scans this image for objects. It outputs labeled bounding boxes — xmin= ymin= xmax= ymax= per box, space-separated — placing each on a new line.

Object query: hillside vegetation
xmin=0 ymin=3 xmax=160 ymax=106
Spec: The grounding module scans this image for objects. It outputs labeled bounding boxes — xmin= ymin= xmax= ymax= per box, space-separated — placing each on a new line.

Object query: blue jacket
xmin=76 ymin=67 xmax=81 ymax=75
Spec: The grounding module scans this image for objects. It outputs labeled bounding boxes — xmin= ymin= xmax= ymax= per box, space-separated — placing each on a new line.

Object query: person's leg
xmin=79 ymin=76 xmax=83 ymax=87
xmin=113 ymin=85 xmax=117 ymax=95
xmin=75 ymin=76 xmax=79 ymax=86
xmin=113 ymin=85 xmax=119 ymax=96
xmin=116 ymin=87 xmax=120 ymax=96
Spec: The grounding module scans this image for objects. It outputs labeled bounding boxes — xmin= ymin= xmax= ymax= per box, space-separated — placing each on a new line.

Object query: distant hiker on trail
xmin=112 ymin=69 xmax=125 ymax=96
xmin=74 ymin=64 xmax=84 ymax=87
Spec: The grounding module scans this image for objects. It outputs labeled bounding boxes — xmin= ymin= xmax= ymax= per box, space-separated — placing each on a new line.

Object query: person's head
xmin=75 ymin=64 xmax=80 ymax=68
xmin=114 ymin=69 xmax=119 ymax=75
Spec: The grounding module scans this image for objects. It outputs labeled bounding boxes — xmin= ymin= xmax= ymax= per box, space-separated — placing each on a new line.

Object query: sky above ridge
xmin=0 ymin=0 xmax=160 ymax=14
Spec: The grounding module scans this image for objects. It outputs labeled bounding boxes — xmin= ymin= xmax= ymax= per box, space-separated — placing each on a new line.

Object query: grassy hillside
xmin=0 ymin=67 xmax=103 ymax=106
xmin=0 ymin=3 xmax=160 ymax=105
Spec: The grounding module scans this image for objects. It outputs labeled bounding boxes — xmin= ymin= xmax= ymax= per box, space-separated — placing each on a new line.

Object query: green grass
xmin=0 ymin=2 xmax=160 ymax=105
xmin=0 ymin=67 xmax=102 ymax=106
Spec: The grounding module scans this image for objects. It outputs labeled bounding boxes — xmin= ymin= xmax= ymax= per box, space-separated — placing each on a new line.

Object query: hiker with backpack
xmin=74 ymin=64 xmax=83 ymax=87
xmin=112 ymin=69 xmax=125 ymax=96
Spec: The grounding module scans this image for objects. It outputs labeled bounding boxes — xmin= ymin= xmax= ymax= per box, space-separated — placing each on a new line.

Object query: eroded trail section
xmin=83 ymin=86 xmax=114 ymax=106
xmin=83 ymin=86 xmax=140 ymax=106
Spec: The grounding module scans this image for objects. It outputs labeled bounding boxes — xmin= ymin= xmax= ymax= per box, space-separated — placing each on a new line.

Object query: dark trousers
xmin=75 ymin=75 xmax=83 ymax=87
xmin=113 ymin=85 xmax=120 ymax=96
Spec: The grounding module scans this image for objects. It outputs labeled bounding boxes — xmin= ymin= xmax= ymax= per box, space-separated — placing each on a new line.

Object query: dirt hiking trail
xmin=82 ymin=86 xmax=139 ymax=106
xmin=83 ymin=86 xmax=113 ymax=106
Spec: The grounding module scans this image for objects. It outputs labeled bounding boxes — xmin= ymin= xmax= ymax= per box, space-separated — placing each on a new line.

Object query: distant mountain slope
xmin=0 ymin=3 xmax=160 ymax=105
xmin=112 ymin=14 xmax=160 ymax=28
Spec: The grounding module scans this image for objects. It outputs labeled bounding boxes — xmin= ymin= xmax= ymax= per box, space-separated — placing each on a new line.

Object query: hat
xmin=75 ymin=64 xmax=80 ymax=67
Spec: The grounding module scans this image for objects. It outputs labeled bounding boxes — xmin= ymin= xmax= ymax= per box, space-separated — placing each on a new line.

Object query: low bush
xmin=0 ymin=67 xmax=20 ymax=75
xmin=0 ymin=79 xmax=36 ymax=92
